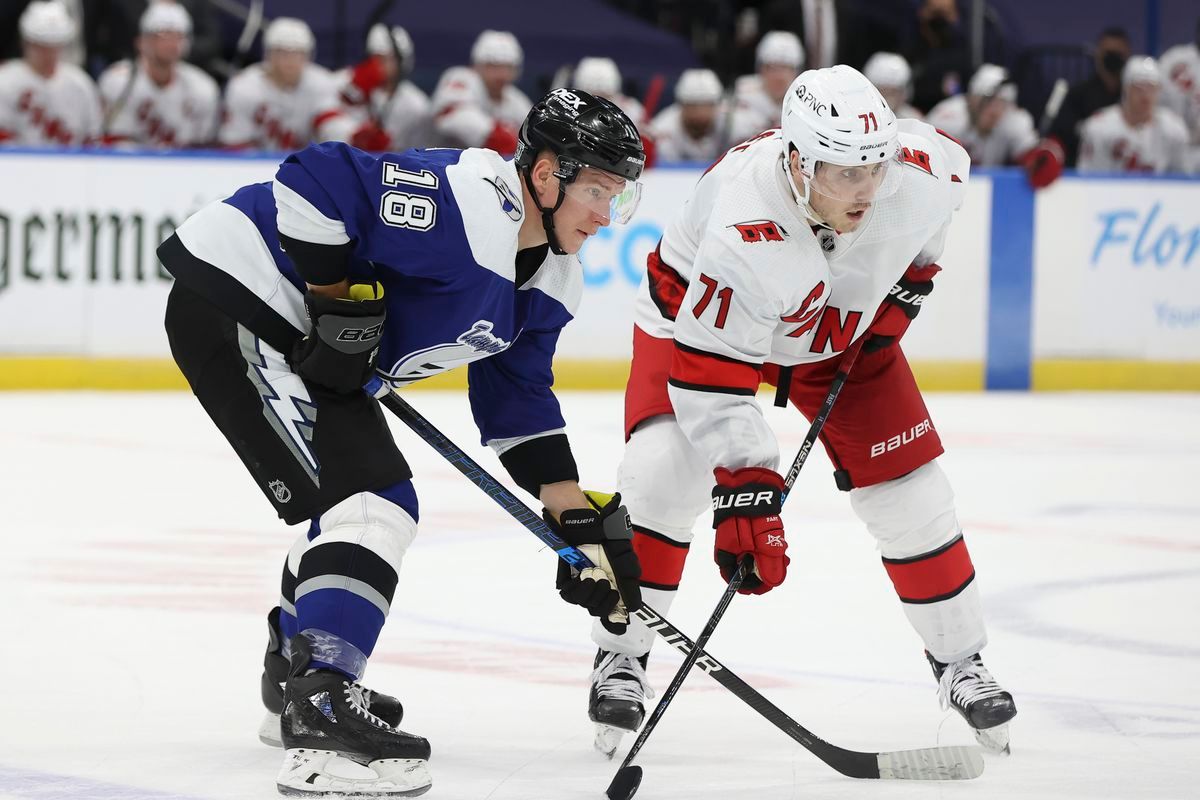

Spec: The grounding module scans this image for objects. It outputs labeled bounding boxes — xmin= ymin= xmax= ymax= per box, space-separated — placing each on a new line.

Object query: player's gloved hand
xmin=545 ymin=490 xmax=642 ymax=634
xmin=349 ymin=57 xmax=387 ymax=104
xmin=291 ymin=283 xmax=386 ymax=394
xmin=351 ymin=122 xmax=391 ymax=152
xmin=483 ymin=122 xmax=519 ymax=156
xmin=712 ymin=467 xmax=789 ymax=595
xmin=1022 ymin=137 xmax=1064 ymax=189
xmin=864 ymin=262 xmax=941 ymax=353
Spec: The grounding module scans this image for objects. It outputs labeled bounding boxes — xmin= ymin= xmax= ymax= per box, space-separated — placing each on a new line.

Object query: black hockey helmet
xmin=514 ymin=88 xmax=646 ymax=253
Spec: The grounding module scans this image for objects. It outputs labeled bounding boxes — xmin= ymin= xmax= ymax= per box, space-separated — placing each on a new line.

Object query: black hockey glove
xmin=545 ymin=491 xmax=643 ymax=634
xmin=291 ymin=284 xmax=386 ymax=394
xmin=864 ymin=263 xmax=940 ymax=353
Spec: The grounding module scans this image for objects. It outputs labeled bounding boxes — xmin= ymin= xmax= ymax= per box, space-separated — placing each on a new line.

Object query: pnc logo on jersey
xmin=732 ymin=220 xmax=788 ymax=243
xmin=483 ymin=176 xmax=523 ymax=221
xmin=901 ymin=147 xmax=933 ymax=175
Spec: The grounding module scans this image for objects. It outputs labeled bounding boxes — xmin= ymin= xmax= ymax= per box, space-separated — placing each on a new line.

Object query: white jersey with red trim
xmin=648 ymin=104 xmax=725 ymax=163
xmin=97 ymin=60 xmax=218 ymax=148
xmin=1160 ymin=43 xmax=1200 ymax=139
xmin=220 ymin=63 xmax=355 ymax=151
xmin=430 ymin=65 xmax=531 ymax=147
xmin=636 ymin=119 xmax=970 ymax=472
xmin=335 ymin=71 xmax=432 ymax=151
xmin=1077 ymin=104 xmax=1191 ymax=174
xmin=0 ymin=59 xmax=101 ymax=146
xmin=728 ymin=75 xmax=783 ymax=143
xmin=925 ymin=94 xmax=1037 ymax=166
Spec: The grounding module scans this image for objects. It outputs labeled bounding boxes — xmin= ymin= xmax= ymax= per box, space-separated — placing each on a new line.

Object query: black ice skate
xmin=258 ymin=607 xmax=404 ymax=747
xmin=927 ymin=651 xmax=1017 ymax=755
xmin=276 ymin=636 xmax=431 ymax=797
xmin=589 ymin=649 xmax=655 ymax=757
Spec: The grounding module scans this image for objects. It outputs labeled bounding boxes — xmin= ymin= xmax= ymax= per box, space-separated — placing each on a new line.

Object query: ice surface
xmin=2 ymin=391 xmax=1197 ymax=800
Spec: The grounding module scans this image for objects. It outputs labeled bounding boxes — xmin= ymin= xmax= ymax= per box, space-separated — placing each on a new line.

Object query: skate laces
xmin=937 ymin=656 xmax=1003 ymax=711
xmin=344 ymin=681 xmax=391 ymax=729
xmin=592 ymin=652 xmax=656 ymax=704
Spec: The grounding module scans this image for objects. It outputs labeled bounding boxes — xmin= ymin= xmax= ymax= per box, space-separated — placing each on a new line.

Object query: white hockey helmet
xmin=781 ymin=65 xmax=902 ymax=206
xmin=756 ymin=31 xmax=805 ymax=68
xmin=139 ymin=1 xmax=192 ymax=36
xmin=471 ymin=30 xmax=523 ymax=68
xmin=1122 ymin=55 xmax=1161 ymax=87
xmin=264 ymin=17 xmax=315 ymax=53
xmin=367 ymin=23 xmax=413 ymax=62
xmin=19 ymin=0 xmax=75 ymax=46
xmin=968 ymin=64 xmax=1016 ymax=102
xmin=675 ymin=68 xmax=723 ymax=105
xmin=574 ymin=57 xmax=621 ymax=97
xmin=863 ymin=52 xmax=912 ymax=90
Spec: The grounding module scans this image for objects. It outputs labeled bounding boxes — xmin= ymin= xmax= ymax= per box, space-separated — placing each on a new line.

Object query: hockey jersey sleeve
xmin=667 ymin=229 xmax=791 ymax=474
xmin=468 ymin=325 xmax=579 ymax=496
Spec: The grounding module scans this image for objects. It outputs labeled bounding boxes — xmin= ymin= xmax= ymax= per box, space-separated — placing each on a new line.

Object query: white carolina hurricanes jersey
xmin=637 ymin=120 xmax=970 ymax=472
xmin=728 ymin=75 xmax=782 ymax=143
xmin=0 ymin=60 xmax=101 ymax=146
xmin=1159 ymin=43 xmax=1200 ymax=169
xmin=1078 ymin=104 xmax=1190 ymax=174
xmin=98 ymin=60 xmax=218 ymax=147
xmin=221 ymin=63 xmax=355 ymax=151
xmin=925 ymin=94 xmax=1037 ymax=166
xmin=649 ymin=104 xmax=725 ymax=163
xmin=431 ymin=66 xmax=531 ymax=147
xmin=336 ymin=73 xmax=432 ymax=151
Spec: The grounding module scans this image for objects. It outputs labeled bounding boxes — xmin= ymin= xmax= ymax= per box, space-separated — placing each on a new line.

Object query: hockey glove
xmin=546 ymin=490 xmax=642 ymax=634
xmin=864 ymin=262 xmax=941 ymax=353
xmin=712 ymin=467 xmax=789 ymax=595
xmin=291 ymin=283 xmax=386 ymax=394
xmin=1022 ymin=138 xmax=1065 ymax=189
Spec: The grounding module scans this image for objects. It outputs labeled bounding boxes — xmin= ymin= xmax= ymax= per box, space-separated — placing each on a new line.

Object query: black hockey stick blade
xmin=605 ymin=764 xmax=642 ymax=800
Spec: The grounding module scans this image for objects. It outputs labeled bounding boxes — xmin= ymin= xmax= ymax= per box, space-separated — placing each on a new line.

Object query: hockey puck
xmin=605 ymin=765 xmax=643 ymax=800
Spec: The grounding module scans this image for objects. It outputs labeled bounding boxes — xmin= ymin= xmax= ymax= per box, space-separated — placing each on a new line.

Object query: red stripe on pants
xmin=882 ymin=536 xmax=975 ymax=603
xmin=632 ymin=528 xmax=689 ymax=589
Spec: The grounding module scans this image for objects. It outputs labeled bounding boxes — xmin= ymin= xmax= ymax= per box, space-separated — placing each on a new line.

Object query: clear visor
xmin=808 ymin=151 xmax=904 ymax=204
xmin=560 ymin=166 xmax=644 ymax=225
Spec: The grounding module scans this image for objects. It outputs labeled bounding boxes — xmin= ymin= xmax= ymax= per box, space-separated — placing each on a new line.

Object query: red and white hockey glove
xmin=1021 ymin=137 xmax=1064 ymax=189
xmin=712 ymin=467 xmax=789 ymax=595
xmin=351 ymin=122 xmax=391 ymax=152
xmin=343 ymin=57 xmax=387 ymax=107
xmin=864 ymin=262 xmax=941 ymax=353
xmin=483 ymin=122 xmax=519 ymax=156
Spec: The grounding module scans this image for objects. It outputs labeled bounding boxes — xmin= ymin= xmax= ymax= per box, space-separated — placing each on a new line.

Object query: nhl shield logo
xmin=268 ymin=480 xmax=292 ymax=503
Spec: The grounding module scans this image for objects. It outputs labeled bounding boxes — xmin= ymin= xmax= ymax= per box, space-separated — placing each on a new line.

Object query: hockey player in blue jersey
xmin=159 ymin=88 xmax=647 ymax=796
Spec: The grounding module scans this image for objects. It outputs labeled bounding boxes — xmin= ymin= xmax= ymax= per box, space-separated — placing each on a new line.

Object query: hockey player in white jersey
xmin=0 ymin=0 xmax=100 ymax=147
xmin=1159 ymin=21 xmax=1200 ymax=171
xmin=431 ymin=29 xmax=532 ymax=156
xmin=337 ymin=24 xmax=431 ymax=153
xmin=729 ymin=31 xmax=805 ymax=143
xmin=97 ymin=1 xmax=218 ymax=148
xmin=648 ymin=68 xmax=726 ymax=164
xmin=863 ymin=52 xmax=924 ymax=120
xmin=584 ymin=65 xmax=1018 ymax=758
xmin=159 ymin=88 xmax=646 ymax=796
xmin=573 ymin=57 xmax=646 ymax=127
xmin=220 ymin=18 xmax=358 ymax=151
xmin=1079 ymin=56 xmax=1192 ymax=174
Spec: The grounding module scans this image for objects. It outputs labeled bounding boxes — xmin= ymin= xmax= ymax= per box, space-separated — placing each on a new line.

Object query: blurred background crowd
xmin=1 ymin=0 xmax=1197 ymax=181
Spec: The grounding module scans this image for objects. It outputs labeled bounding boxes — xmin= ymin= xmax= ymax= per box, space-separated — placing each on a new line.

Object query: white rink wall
xmin=0 ymin=149 xmax=1196 ymax=389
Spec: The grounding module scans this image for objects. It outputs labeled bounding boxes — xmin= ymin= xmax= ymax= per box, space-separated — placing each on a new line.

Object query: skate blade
xmin=594 ymin=724 xmax=629 ymax=759
xmin=974 ymin=722 xmax=1011 ymax=755
xmin=277 ymin=748 xmax=431 ymax=797
xmin=258 ymin=712 xmax=283 ymax=748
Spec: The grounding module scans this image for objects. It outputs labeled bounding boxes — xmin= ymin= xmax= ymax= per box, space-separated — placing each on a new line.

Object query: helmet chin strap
xmin=520 ymin=168 xmax=569 ymax=255
xmin=782 ymin=154 xmax=828 ymax=227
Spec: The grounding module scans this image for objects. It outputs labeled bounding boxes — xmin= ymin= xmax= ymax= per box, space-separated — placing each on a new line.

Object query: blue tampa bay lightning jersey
xmin=171 ymin=142 xmax=582 ymax=447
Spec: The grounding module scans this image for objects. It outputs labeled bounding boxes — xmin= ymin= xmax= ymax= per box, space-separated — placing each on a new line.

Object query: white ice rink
xmin=2 ymin=390 xmax=1198 ymax=800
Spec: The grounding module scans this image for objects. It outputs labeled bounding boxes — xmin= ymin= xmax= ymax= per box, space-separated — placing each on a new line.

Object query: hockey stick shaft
xmin=612 ymin=336 xmax=866 ymax=784
xmin=364 ymin=352 xmax=981 ymax=781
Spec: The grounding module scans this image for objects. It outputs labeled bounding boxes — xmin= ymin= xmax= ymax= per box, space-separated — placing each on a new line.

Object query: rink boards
xmin=0 ymin=148 xmax=1196 ymax=390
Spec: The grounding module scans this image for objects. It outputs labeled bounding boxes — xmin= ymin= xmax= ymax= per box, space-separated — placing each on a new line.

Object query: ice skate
xmin=258 ymin=607 xmax=404 ymax=747
xmin=274 ymin=637 xmax=431 ymax=797
xmin=928 ymin=651 xmax=1017 ymax=755
xmin=589 ymin=649 xmax=654 ymax=757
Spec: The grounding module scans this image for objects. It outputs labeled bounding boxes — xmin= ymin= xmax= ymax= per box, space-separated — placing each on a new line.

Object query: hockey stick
xmin=607 ymin=334 xmax=866 ymax=798
xmin=363 ymin=341 xmax=983 ymax=782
